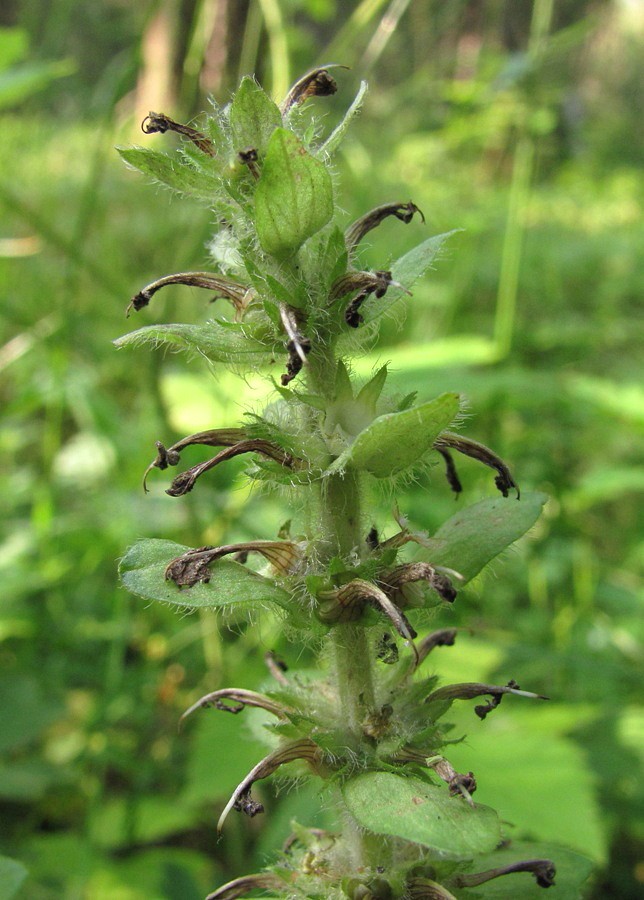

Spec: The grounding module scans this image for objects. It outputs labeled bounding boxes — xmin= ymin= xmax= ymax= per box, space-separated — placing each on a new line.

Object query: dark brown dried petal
xmin=329 ymin=270 xmax=393 ymax=303
xmin=366 ymin=526 xmax=380 ymax=550
xmin=329 ymin=270 xmax=408 ymax=328
xmin=143 ymin=429 xmax=246 ymax=492
xmin=436 ymin=447 xmax=462 ymax=496
xmin=280 ymin=66 xmax=343 ymax=113
xmin=180 ymin=688 xmax=291 ymax=727
xmin=318 ymin=579 xmax=418 ymax=661
xmin=206 ymin=873 xmax=285 ymax=900
xmin=142 ymin=111 xmax=216 ymax=156
xmin=165 ymin=439 xmax=302 ymax=496
xmin=425 ymin=680 xmax=548 ymax=717
xmin=279 ymin=303 xmax=311 ymax=385
xmin=429 ymin=757 xmax=477 ymax=804
xmin=382 ymin=562 xmax=457 ymax=605
xmin=217 ymin=738 xmax=320 ymax=832
xmin=452 ymin=859 xmax=556 ymax=890
xmin=238 ymin=147 xmax=260 ymax=179
xmin=165 ymin=539 xmax=303 ymax=587
xmin=126 ymin=271 xmax=254 ymax=317
xmin=415 ymin=628 xmax=458 ymax=669
xmin=406 ymin=878 xmax=458 ymax=900
xmin=345 ymin=201 xmax=425 ymax=252
xmin=434 ymin=432 xmax=520 ymax=498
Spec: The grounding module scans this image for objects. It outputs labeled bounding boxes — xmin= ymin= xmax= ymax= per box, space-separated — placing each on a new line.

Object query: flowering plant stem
xmin=113 ymin=66 xmax=594 ymax=899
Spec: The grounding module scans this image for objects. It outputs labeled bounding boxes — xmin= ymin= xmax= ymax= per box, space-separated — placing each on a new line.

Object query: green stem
xmin=305 ymin=349 xmax=381 ymax=865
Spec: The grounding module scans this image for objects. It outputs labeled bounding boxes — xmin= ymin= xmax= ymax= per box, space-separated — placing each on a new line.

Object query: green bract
xmin=343 ymin=772 xmax=501 ymax=857
xmin=325 ymin=392 xmax=460 ymax=477
xmin=254 ymin=128 xmax=334 ymax=257
xmin=229 ymin=76 xmax=282 ymax=154
xmin=116 ymin=67 xmax=589 ymax=899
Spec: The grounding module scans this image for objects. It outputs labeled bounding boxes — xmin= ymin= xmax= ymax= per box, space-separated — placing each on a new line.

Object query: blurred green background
xmin=0 ymin=1 xmax=642 ymax=897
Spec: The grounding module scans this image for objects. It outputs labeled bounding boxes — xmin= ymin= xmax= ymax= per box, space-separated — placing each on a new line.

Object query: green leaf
xmin=326 ymin=392 xmax=460 ymax=478
xmin=363 ymin=231 xmax=460 ymax=324
xmin=119 ymin=539 xmax=292 ymax=610
xmin=453 ymin=841 xmax=595 ymax=899
xmin=0 ymin=58 xmax=74 ymax=109
xmin=446 ymin=714 xmax=606 ymax=863
xmin=343 ymin=772 xmax=501 ymax=857
xmin=114 ymin=321 xmax=275 ymax=365
xmin=255 ymin=128 xmax=334 ymax=258
xmin=229 ymin=76 xmax=282 ymax=153
xmin=425 ymin=492 xmax=548 ymax=583
xmin=0 ymin=856 xmax=28 ymax=900
xmin=355 ymin=364 xmax=388 ymax=410
xmin=117 ymin=147 xmax=221 ymax=202
xmin=0 ymin=674 xmax=62 ymax=753
xmin=321 ymin=80 xmax=369 ymax=155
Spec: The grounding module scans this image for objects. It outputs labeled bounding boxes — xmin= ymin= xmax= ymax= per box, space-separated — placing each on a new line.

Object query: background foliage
xmin=0 ymin=1 xmax=642 ymax=897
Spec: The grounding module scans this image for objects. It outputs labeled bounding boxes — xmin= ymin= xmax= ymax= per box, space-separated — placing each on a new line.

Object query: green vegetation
xmin=0 ymin=2 xmax=642 ymax=898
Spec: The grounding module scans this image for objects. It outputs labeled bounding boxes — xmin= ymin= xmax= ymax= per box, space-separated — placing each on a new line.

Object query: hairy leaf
xmin=363 ymin=231 xmax=460 ymax=323
xmin=120 ymin=540 xmax=291 ymax=610
xmin=229 ymin=76 xmax=282 ymax=154
xmin=424 ymin=492 xmax=548 ymax=583
xmin=343 ymin=772 xmax=501 ymax=857
xmin=114 ymin=321 xmax=275 ymax=365
xmin=117 ymin=147 xmax=221 ymax=202
xmin=321 ymin=80 xmax=368 ymax=155
xmin=326 ymin=392 xmax=460 ymax=478
xmin=255 ymin=128 xmax=333 ymax=258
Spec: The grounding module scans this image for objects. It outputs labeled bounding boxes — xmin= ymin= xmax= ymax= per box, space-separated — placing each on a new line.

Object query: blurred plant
xmin=0 ymin=25 xmax=73 ymax=109
xmin=116 ymin=67 xmax=596 ymax=897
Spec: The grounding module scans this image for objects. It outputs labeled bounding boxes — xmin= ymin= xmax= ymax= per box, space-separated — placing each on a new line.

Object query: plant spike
xmin=116 ymin=66 xmax=571 ymax=898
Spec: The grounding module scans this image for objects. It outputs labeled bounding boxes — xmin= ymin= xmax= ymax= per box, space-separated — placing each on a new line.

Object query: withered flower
xmin=361 ymin=704 xmax=393 ymax=740
xmin=381 ymin=562 xmax=457 ymax=605
xmin=141 ymin=111 xmax=216 ymax=156
xmin=366 ymin=525 xmax=380 ymax=550
xmin=405 ymin=879 xmax=458 ymax=900
xmin=414 ymin=628 xmax=458 ymax=670
xmin=435 ymin=447 xmax=462 ymax=496
xmin=143 ymin=428 xmax=246 ymax=491
xmin=329 ymin=270 xmax=409 ymax=328
xmin=280 ymin=303 xmax=312 ymax=385
xmin=264 ymin=650 xmax=289 ymax=685
xmin=424 ymin=680 xmax=548 ymax=718
xmin=165 ymin=539 xmax=302 ymax=588
xmin=434 ymin=431 xmax=520 ymax=499
xmin=317 ymin=579 xmax=418 ymax=662
xmin=345 ymin=201 xmax=425 ymax=253
xmin=428 ymin=756 xmax=477 ymax=804
xmin=280 ymin=65 xmax=344 ymax=113
xmin=217 ymin=738 xmax=321 ymax=832
xmin=237 ymin=147 xmax=260 ymax=179
xmin=375 ymin=632 xmax=399 ymax=665
xmin=206 ymin=873 xmax=286 ymax=900
xmin=387 ymin=748 xmax=475 ymax=804
xmin=126 ymin=272 xmax=255 ymax=318
xmin=165 ymin=438 xmax=303 ymax=497
xmin=180 ymin=687 xmax=292 ymax=726
xmin=451 ymin=858 xmax=556 ymax=890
